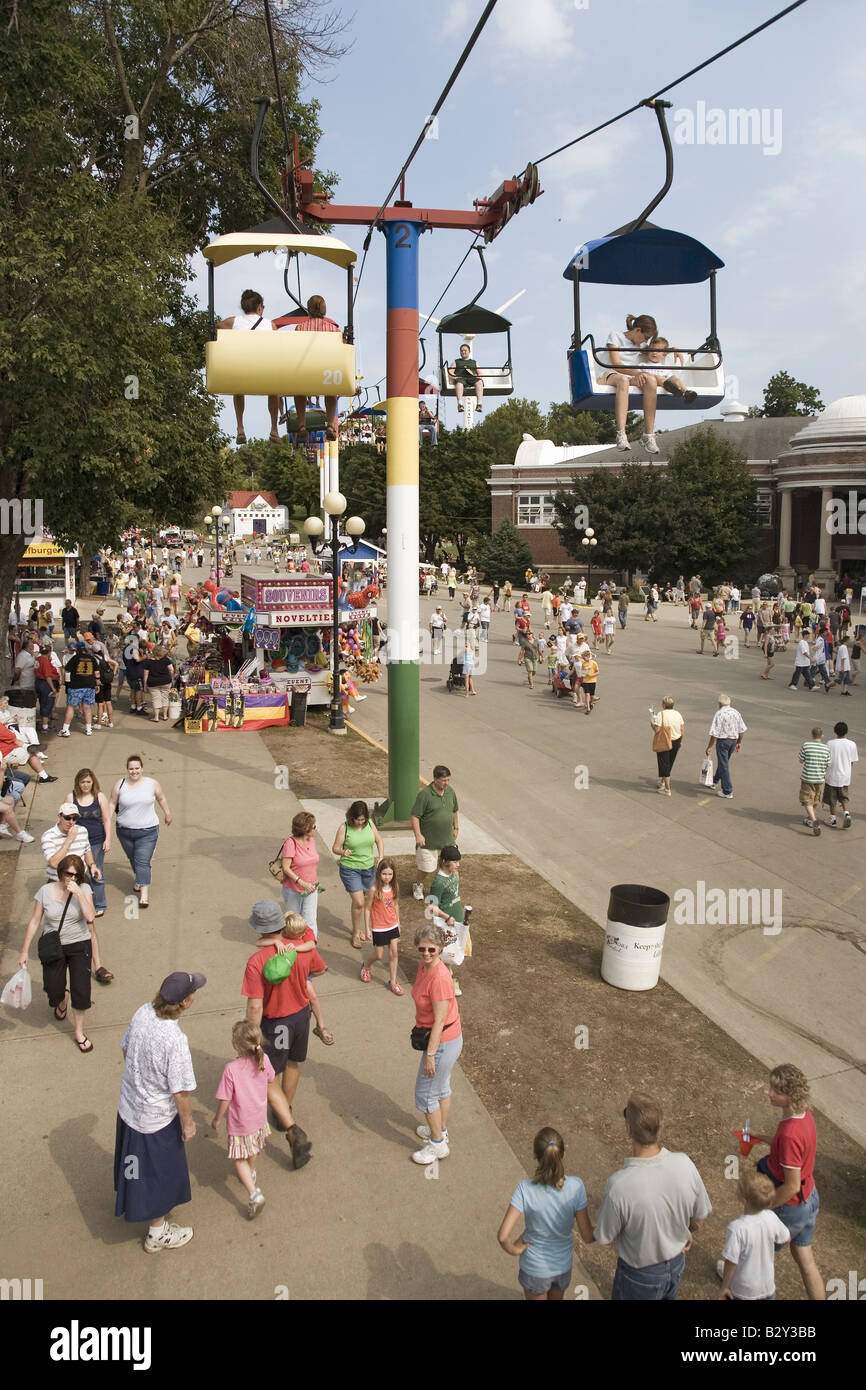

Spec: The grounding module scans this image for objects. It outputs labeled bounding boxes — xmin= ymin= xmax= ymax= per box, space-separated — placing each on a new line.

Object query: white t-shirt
xmin=14 ymin=650 xmax=36 ymax=689
xmin=730 ymin=587 xmax=740 ymax=602
xmin=721 ymin=1209 xmax=790 ymax=1300
xmin=602 ymin=615 xmax=615 ymax=634
xmin=477 ymin=603 xmax=491 ymax=622
xmin=814 ymin=597 xmax=826 ymax=615
xmin=598 ymin=328 xmax=648 ymax=370
xmin=795 ymin=639 xmax=812 ymax=668
xmin=825 ymin=736 xmax=858 ymax=788
xmin=231 ymin=311 xmax=273 ymax=331
xmin=835 ymin=645 xmax=851 ymax=673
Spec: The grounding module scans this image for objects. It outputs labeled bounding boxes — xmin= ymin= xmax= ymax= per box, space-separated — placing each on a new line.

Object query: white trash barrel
xmin=601 ymin=884 xmax=670 ymax=991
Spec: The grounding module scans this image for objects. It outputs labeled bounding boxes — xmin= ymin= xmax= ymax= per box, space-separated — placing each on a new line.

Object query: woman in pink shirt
xmin=280 ymin=811 xmax=321 ymax=937
xmin=213 ymin=1020 xmax=275 ymax=1220
xmin=410 ymin=923 xmax=463 ymax=1167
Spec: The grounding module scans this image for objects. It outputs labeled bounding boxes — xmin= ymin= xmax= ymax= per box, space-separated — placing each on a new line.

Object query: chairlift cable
xmin=354 ymin=0 xmax=500 ymax=305
xmin=262 ymin=0 xmax=296 ymax=177
xmin=532 ymin=0 xmax=809 ymax=167
xmin=419 ymin=233 xmax=482 ymax=337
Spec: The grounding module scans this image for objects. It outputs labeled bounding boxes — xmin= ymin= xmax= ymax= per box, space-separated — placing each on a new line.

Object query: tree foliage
xmin=545 ymin=402 xmax=642 ymax=446
xmin=758 ymin=370 xmax=824 ymax=418
xmin=553 ymin=430 xmax=762 ymax=584
xmin=472 ymin=520 xmax=533 ymax=585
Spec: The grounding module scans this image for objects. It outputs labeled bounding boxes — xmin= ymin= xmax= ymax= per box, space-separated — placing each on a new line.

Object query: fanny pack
xmin=411 ymin=1021 xmax=454 ymax=1052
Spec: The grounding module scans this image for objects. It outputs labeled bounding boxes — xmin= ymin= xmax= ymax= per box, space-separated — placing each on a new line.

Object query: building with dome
xmin=488 ymin=395 xmax=866 ymax=592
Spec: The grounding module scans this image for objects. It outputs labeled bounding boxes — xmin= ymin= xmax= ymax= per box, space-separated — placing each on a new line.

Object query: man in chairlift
xmin=215 ymin=290 xmax=281 ymax=445
xmin=448 ymin=343 xmax=483 ymax=418
xmin=285 ymin=295 xmax=340 ymax=443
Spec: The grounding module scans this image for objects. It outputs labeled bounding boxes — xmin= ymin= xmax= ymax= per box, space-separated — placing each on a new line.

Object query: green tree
xmin=662 ymin=430 xmax=762 ymax=582
xmin=758 ymin=371 xmax=824 ymax=418
xmin=338 ymin=444 xmax=387 ymax=539
xmin=545 ymin=402 xmax=641 ymax=446
xmin=475 ymin=398 xmax=547 ymax=463
xmin=471 ymin=520 xmax=532 ymax=585
xmin=228 ymin=440 xmax=320 ymax=521
xmin=553 ymin=463 xmax=671 ymax=575
xmin=422 ymin=428 xmax=495 ymax=564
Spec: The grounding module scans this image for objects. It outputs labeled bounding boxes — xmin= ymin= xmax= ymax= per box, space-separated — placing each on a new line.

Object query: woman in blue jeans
xmin=109 ymin=754 xmax=172 ymax=909
xmin=69 ymin=768 xmax=111 ymax=922
xmin=332 ymin=800 xmax=383 ymax=948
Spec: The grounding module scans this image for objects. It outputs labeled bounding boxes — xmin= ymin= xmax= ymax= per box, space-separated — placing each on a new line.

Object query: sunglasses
xmin=417 ymin=946 xmax=438 ymax=955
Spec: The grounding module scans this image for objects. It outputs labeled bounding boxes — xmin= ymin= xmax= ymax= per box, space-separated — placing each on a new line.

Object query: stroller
xmin=445 ymin=656 xmax=466 ymax=692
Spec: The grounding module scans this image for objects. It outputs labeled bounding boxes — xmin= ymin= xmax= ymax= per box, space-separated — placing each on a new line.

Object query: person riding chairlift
xmin=215 ymin=290 xmax=280 ymax=445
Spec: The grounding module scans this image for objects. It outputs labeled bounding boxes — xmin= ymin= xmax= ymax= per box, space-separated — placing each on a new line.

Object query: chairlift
xmin=437 ymin=247 xmax=515 ymax=397
xmin=563 ymin=100 xmax=726 ymax=411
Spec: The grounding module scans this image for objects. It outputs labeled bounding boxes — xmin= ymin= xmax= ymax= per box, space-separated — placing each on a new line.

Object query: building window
xmin=755 ymin=489 xmax=773 ymax=529
xmin=518 ymin=492 xmax=557 ymax=527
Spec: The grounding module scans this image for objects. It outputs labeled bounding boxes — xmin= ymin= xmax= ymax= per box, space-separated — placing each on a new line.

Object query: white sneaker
xmin=16 ymin=831 xmax=35 ymax=843
xmin=412 ymin=883 xmax=424 ymax=900
xmin=0 ymin=824 xmax=12 ymax=837
xmin=411 ymin=1138 xmax=450 ymax=1165
xmin=58 ymin=728 xmax=70 ymax=737
xmin=247 ymin=1189 xmax=265 ymax=1221
xmin=716 ymin=788 xmax=733 ymax=799
xmin=416 ymin=1125 xmax=449 ymax=1142
xmin=615 ymin=430 xmax=631 ymax=451
xmin=641 ymin=433 xmax=660 ymax=454
xmin=84 ymin=727 xmax=92 ymax=736
xmin=143 ymin=1222 xmax=193 ymax=1253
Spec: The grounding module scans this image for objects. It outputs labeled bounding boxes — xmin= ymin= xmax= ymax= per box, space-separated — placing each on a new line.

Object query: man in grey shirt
xmin=595 ymin=1093 xmax=712 ymax=1300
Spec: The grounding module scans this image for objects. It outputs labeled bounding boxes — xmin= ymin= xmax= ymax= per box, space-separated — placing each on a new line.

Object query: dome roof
xmin=787 ymin=395 xmax=866 ymax=450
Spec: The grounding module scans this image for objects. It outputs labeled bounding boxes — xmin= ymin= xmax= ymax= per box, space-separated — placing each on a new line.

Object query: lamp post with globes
xmin=304 ymin=492 xmax=365 ymax=734
xmin=204 ymin=504 xmax=229 ymax=584
xmin=581 ymin=526 xmax=598 ymax=600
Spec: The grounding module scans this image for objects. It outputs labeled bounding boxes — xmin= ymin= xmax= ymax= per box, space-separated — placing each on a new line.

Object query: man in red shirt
xmin=0 ymin=721 xmax=58 ymax=783
xmin=242 ymin=901 xmax=332 ymax=1168
xmin=34 ymin=644 xmax=60 ymax=730
xmin=280 ymin=294 xmax=340 ymax=442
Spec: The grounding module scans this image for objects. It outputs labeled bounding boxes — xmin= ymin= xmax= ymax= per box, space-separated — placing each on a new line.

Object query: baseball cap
xmin=58 ymin=802 xmax=79 ymax=818
xmin=159 ymin=971 xmax=207 ymax=1003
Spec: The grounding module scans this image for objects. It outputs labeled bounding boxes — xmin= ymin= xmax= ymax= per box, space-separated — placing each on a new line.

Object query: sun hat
xmin=248 ymin=900 xmax=285 ymax=934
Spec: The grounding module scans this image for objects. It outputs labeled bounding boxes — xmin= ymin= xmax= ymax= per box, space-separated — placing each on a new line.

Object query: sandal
xmin=94 ymin=909 xmax=105 ymax=918
xmin=387 ymin=981 xmax=404 ymax=995
xmin=76 ymin=1037 xmax=94 ymax=1053
xmin=360 ymin=966 xmax=372 ymax=983
xmin=313 ymin=1025 xmax=334 ymax=1046
xmin=351 ymin=938 xmax=363 ymax=949
xmin=93 ymin=966 xmax=114 ymax=985
xmin=54 ymin=995 xmax=68 ymax=1021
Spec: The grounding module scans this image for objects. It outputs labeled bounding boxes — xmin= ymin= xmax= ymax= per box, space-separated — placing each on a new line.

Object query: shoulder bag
xmin=652 ymin=713 xmax=673 ymax=752
xmin=37 ymin=892 xmax=73 ymax=966
xmin=269 ymin=836 xmax=292 ymax=882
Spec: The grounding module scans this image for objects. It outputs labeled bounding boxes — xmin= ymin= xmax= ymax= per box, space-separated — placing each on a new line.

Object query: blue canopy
xmin=563 ymin=226 xmax=724 ymax=286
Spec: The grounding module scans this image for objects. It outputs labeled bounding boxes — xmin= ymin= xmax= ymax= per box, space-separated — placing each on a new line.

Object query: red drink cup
xmin=734 ymin=1129 xmax=757 ymax=1156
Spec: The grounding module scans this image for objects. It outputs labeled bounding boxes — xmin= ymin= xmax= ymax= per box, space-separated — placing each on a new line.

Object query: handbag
xmin=652 ymin=714 xmax=673 ymax=752
xmin=268 ymin=837 xmax=290 ymax=882
xmin=37 ymin=892 xmax=73 ymax=965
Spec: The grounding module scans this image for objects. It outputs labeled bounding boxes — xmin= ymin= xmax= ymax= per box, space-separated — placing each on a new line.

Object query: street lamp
xmin=581 ymin=526 xmax=598 ymax=599
xmin=304 ymin=493 xmax=365 ymax=734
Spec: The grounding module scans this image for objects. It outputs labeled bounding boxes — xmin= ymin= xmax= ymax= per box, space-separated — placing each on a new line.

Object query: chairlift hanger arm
xmin=629 ymin=100 xmax=674 ymax=234
xmin=251 ymin=98 xmax=303 ymax=234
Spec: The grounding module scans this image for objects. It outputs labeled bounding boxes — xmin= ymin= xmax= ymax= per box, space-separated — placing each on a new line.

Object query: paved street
xmin=367 ymin=590 xmax=866 ymax=1147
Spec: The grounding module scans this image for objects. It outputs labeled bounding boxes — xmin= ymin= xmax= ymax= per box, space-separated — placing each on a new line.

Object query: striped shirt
xmin=799 ymin=740 xmax=830 ymax=783
xmin=289 ymin=316 xmax=340 ymax=333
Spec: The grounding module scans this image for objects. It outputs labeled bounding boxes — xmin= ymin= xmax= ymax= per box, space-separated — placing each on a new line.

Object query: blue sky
xmin=196 ymin=0 xmax=864 ymax=442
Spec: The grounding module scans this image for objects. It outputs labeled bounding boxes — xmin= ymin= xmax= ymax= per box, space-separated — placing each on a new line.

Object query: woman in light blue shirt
xmin=498 ymin=1127 xmax=595 ymax=1299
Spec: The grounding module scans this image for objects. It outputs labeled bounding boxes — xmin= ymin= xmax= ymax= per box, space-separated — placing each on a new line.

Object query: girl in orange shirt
xmin=360 ymin=859 xmax=403 ymax=994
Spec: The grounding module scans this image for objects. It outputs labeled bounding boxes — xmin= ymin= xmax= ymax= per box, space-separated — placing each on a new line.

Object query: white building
xmin=225 ymin=491 xmax=289 ymax=538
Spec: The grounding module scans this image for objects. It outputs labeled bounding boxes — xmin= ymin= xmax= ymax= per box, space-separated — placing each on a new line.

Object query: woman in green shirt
xmin=332 ymin=801 xmax=384 ymax=948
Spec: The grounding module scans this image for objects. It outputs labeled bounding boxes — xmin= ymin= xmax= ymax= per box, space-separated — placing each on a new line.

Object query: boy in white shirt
xmin=718 ymin=1167 xmax=790 ymax=1301
xmin=640 ymin=337 xmax=697 ymax=404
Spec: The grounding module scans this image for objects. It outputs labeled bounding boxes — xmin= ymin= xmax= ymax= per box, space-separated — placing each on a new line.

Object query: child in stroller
xmin=446 ymin=656 xmax=466 ymax=692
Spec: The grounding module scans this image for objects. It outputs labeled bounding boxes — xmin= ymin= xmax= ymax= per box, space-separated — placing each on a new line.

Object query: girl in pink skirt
xmin=213 ymin=1021 xmax=275 ymax=1220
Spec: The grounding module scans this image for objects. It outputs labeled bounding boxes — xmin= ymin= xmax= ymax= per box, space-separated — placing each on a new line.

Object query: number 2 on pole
xmin=395 ymin=224 xmax=411 ymax=248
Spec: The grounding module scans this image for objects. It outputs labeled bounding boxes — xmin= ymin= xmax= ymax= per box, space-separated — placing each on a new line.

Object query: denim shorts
xmin=414 ymin=1032 xmax=463 ymax=1112
xmin=611 ymin=1252 xmax=685 ymax=1301
xmin=339 ymin=864 xmax=375 ymax=894
xmin=774 ymin=1187 xmax=819 ymax=1247
xmin=518 ymin=1266 xmax=572 ymax=1296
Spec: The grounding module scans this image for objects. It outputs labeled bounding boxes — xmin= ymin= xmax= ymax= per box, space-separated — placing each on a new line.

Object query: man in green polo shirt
xmin=448 ymin=343 xmax=483 ymax=416
xmin=798 ymin=725 xmax=830 ymax=837
xmin=410 ymin=764 xmax=459 ymax=900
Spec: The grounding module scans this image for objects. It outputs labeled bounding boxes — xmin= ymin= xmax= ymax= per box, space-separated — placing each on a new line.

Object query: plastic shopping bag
xmin=700 ymin=756 xmax=714 ymax=788
xmin=1 ymin=966 xmax=32 ymax=1010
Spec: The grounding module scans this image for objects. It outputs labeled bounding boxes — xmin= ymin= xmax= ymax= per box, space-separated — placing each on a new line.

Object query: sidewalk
xmin=0 ymin=701 xmax=600 ymax=1301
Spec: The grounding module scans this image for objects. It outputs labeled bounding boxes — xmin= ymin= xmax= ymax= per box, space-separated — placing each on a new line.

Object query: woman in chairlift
xmin=596 ymin=313 xmax=662 ymax=454
xmin=448 ymin=343 xmax=483 ymax=416
xmin=288 ymin=295 xmax=340 ymax=442
xmin=215 ymin=290 xmax=280 ymax=444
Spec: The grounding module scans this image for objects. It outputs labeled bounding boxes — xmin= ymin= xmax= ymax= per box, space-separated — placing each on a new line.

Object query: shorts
xmin=582 ymin=682 xmax=596 ymax=696
xmin=799 ymin=780 xmax=823 ymax=807
xmin=415 ymin=845 xmax=440 ymax=876
xmin=149 ymin=686 xmax=170 ymax=710
xmin=822 ymin=784 xmax=848 ymax=808
xmin=338 ymin=864 xmax=376 ymax=894
xmin=227 ymin=1125 xmax=270 ymax=1160
xmin=774 ymin=1187 xmax=819 ymax=1247
xmin=261 ymin=1006 xmax=311 ymax=1074
xmin=518 ymin=1266 xmax=572 ymax=1296
xmin=371 ymin=926 xmax=400 ymax=947
xmin=523 ymin=656 xmax=536 ymax=672
xmin=3 ymin=747 xmax=29 ymax=767
xmin=126 ymin=677 xmax=142 ymax=692
xmin=98 ymin=686 xmax=112 ymax=702
xmin=414 ymin=1032 xmax=463 ymax=1112
xmin=67 ymin=687 xmax=96 ymax=707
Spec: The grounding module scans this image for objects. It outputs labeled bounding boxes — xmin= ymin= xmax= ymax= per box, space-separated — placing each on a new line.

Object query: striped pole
xmin=380 ymin=219 xmax=422 ymax=821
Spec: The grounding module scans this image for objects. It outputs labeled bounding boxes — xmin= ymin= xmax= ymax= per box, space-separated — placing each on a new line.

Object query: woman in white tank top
xmin=215 ymin=289 xmax=280 ymax=444
xmin=109 ymin=755 xmax=172 ymax=908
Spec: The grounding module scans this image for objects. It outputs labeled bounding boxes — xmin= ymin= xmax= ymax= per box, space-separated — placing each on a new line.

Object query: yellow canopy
xmin=203 ymin=232 xmax=357 ymax=269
